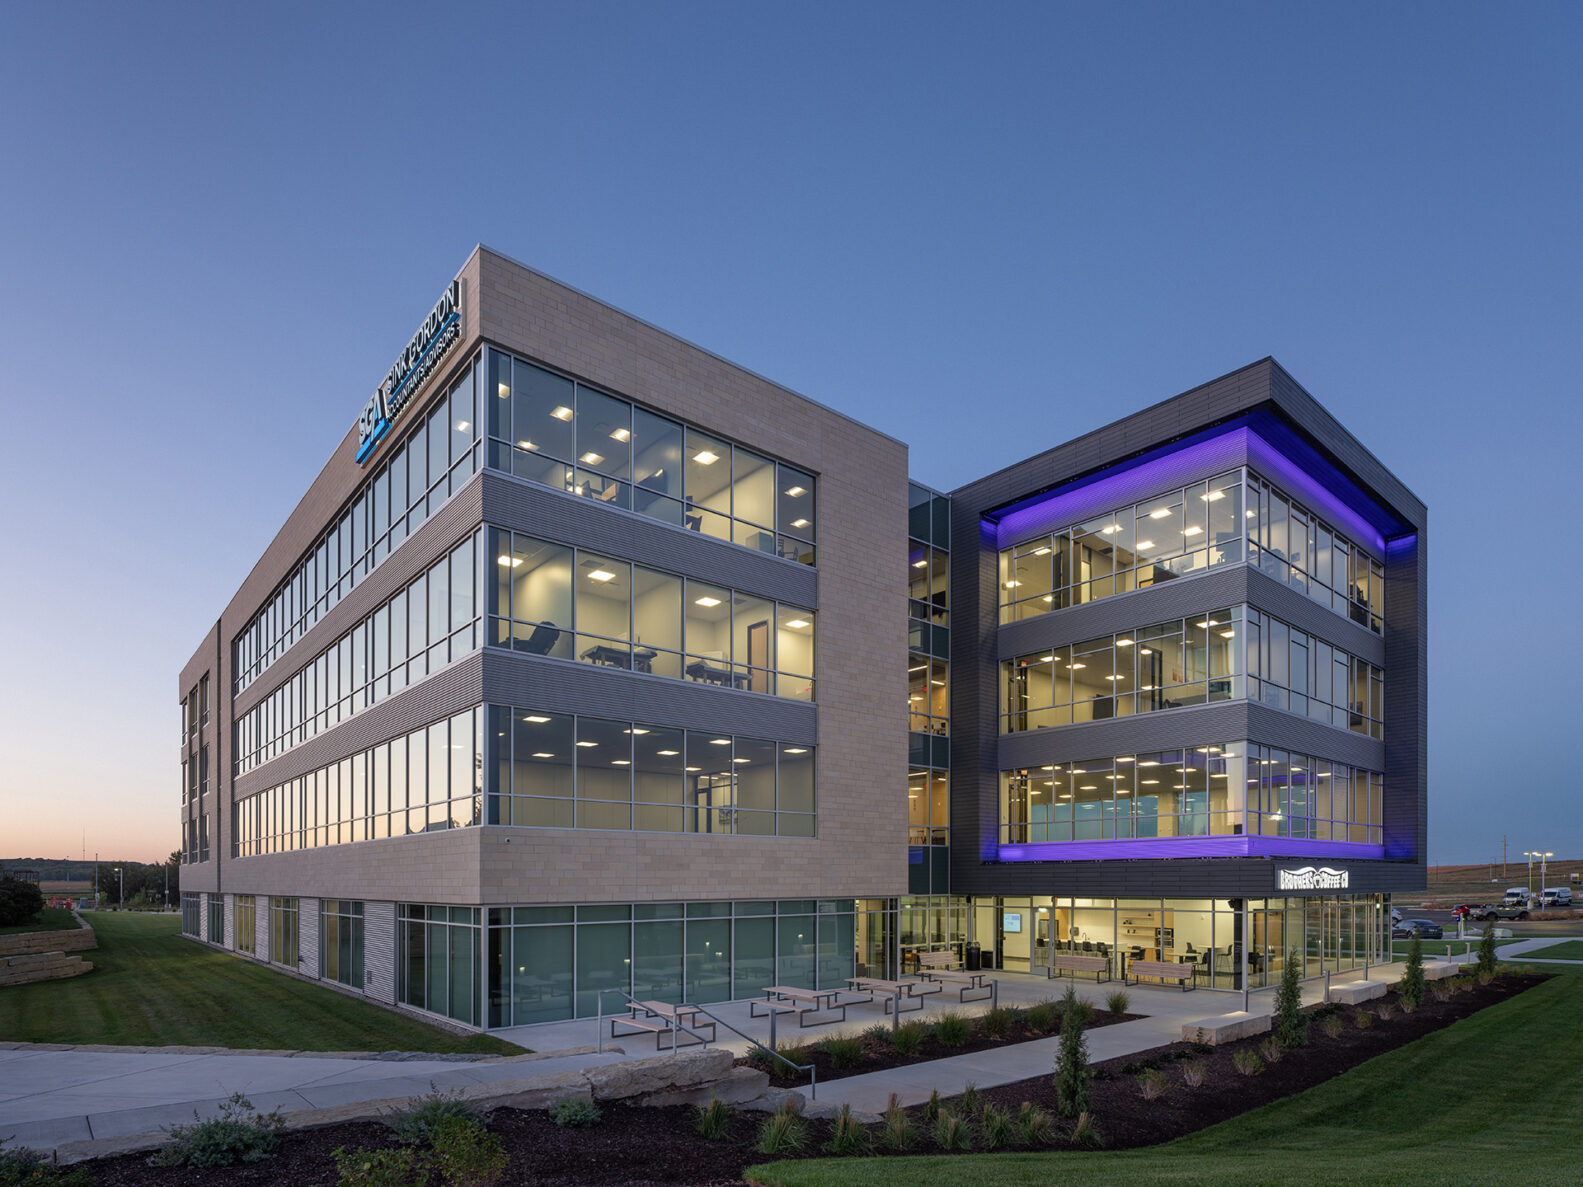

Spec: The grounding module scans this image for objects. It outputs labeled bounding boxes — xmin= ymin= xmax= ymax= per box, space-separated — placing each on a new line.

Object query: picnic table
xmin=752 ymin=985 xmax=847 ymax=1026
xmin=610 ymin=999 xmax=716 ymax=1048
xmin=847 ymin=975 xmax=943 ymax=1014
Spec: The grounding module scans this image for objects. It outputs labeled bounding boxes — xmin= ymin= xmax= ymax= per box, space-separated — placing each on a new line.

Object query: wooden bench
xmin=1047 ymin=954 xmax=1111 ymax=983
xmin=915 ymin=952 xmax=994 ymax=1002
xmin=1127 ymin=958 xmax=1195 ymax=991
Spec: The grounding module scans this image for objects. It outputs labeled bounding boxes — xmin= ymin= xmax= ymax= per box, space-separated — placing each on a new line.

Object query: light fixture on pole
xmin=1541 ymin=851 xmax=1554 ymax=894
xmin=1523 ymin=851 xmax=1537 ymax=900
xmin=113 ymin=866 xmax=123 ymax=910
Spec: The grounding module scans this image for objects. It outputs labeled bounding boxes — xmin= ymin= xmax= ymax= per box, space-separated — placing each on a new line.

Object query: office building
xmin=178 ymin=247 xmax=1427 ymax=1025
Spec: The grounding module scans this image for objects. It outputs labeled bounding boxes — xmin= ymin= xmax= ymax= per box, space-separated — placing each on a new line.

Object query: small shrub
xmin=892 ymin=1021 xmax=926 ymax=1056
xmin=1053 ymin=988 xmax=1092 ymax=1117
xmin=821 ymin=1036 xmax=865 ymax=1069
xmin=333 ymin=1145 xmax=429 ymax=1187
xmin=1136 ymin=1067 xmax=1168 ymax=1100
xmin=934 ymin=1011 xmax=970 ymax=1048
xmin=1476 ymin=925 xmax=1498 ymax=980
xmin=388 ymin=1088 xmax=482 ymax=1147
xmin=1376 ymin=1002 xmax=1396 ymax=1021
xmin=1060 ymin=984 xmax=1096 ymax=1027
xmin=1192 ymin=1026 xmax=1211 ymax=1052
xmin=755 ymin=1100 xmax=806 ymax=1156
xmin=0 ymin=1141 xmax=90 ymax=1187
xmin=1069 ymin=1110 xmax=1103 ymax=1149
xmin=981 ymin=1102 xmax=1010 ymax=1149
xmin=862 ymin=1022 xmax=892 ymax=1045
xmin=430 ymin=1116 xmax=506 ymax=1187
xmin=1258 ymin=1036 xmax=1285 ymax=1064
xmin=548 ymin=1095 xmax=602 ymax=1128
xmin=1180 ymin=1059 xmax=1207 ymax=1088
xmin=1353 ymin=1009 xmax=1374 ymax=1030
xmin=959 ymin=1081 xmax=980 ymax=1116
xmin=1024 ymin=1000 xmax=1060 ymax=1034
xmin=881 ymin=1094 xmax=915 ymax=1151
xmin=746 ymin=1045 xmax=775 ymax=1072
xmin=827 ymin=1103 xmax=870 ymax=1156
xmin=1106 ymin=990 xmax=1131 ymax=1016
xmin=1017 ymin=1101 xmax=1055 ymax=1146
xmin=695 ymin=1097 xmax=729 ymax=1141
xmin=1399 ymin=995 xmax=1418 ymax=1015
xmin=933 ymin=1110 xmax=971 ymax=1151
xmin=1274 ymin=951 xmax=1307 ymax=1047
xmin=1320 ymin=1013 xmax=1344 ymax=1039
xmin=154 ymin=1093 xmax=284 ymax=1168
xmin=922 ymin=1088 xmax=942 ymax=1122
xmin=1400 ymin=933 xmax=1427 ymax=1010
xmin=1430 ymin=981 xmax=1451 ymax=1002
xmin=1232 ymin=1048 xmax=1264 ymax=1076
xmin=981 ymin=1006 xmax=1016 ymax=1039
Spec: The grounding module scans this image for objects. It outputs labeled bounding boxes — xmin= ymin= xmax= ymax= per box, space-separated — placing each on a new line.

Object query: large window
xmin=908 ymin=654 xmax=949 ymax=735
xmin=181 ymin=892 xmax=201 ymax=937
xmin=235 ymin=895 xmax=255 ymax=955
xmin=487 ymin=528 xmax=815 ymax=701
xmin=399 ymin=905 xmax=479 ymax=1027
xmin=998 ymin=469 xmax=1384 ymax=634
xmin=269 ymin=896 xmax=299 ymax=967
xmin=488 ymin=705 xmax=814 ymax=837
xmin=235 ymin=357 xmax=483 ymax=695
xmin=236 ymin=530 xmax=482 ymax=775
xmin=1000 ymin=742 xmax=1383 ymax=846
xmin=1247 ymin=609 xmax=1383 ymax=738
xmin=485 ymin=349 xmax=816 ymax=565
xmin=207 ymin=896 xmax=223 ymax=944
xmin=234 ymin=708 xmax=483 ymax=856
xmin=321 ymin=900 xmax=365 ymax=989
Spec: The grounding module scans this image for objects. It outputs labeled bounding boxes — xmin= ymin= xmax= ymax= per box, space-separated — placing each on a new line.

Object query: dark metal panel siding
xmin=482 ymin=471 xmax=818 ymax=608
xmin=1243 ymin=568 xmax=1386 ymax=666
xmin=1383 ymin=529 xmax=1428 ymax=870
xmin=957 ymin=857 xmax=1425 ymax=899
xmin=481 ymin=650 xmax=818 ymax=745
xmin=235 ymin=652 xmax=485 ymax=798
xmin=234 ymin=476 xmax=487 ymax=717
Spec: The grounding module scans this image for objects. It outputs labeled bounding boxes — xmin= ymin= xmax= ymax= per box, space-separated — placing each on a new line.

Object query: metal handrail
xmin=595 ymin=987 xmax=816 ymax=1099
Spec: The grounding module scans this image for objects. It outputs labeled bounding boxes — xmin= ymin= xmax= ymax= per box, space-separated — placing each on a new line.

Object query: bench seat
xmin=1127 ymin=959 xmax=1195 ymax=991
xmin=1048 ymin=954 xmax=1111 ymax=982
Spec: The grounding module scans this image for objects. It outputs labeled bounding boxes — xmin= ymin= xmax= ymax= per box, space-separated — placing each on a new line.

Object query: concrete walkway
xmin=0 ymin=958 xmax=1444 ymax=1153
xmin=1488 ymin=935 xmax=1583 ymax=964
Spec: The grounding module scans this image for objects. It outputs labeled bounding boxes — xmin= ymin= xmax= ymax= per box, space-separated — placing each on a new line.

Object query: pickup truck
xmin=1476 ymin=902 xmax=1531 ymax=921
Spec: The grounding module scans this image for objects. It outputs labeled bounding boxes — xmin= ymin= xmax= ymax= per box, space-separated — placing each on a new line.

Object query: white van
xmin=1502 ymin=887 xmax=1530 ymax=905
xmin=1540 ymin=887 xmax=1573 ymax=907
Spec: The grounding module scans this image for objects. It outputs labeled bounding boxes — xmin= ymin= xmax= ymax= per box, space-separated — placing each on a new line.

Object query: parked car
xmin=1449 ymin=904 xmax=1480 ymax=920
xmin=1390 ymin=907 xmax=1403 ymax=923
xmin=1477 ymin=902 xmax=1530 ymax=921
xmin=1392 ymin=919 xmax=1443 ymax=939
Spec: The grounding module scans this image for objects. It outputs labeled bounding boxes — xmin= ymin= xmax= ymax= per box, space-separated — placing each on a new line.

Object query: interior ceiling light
xmin=785 ymin=485 xmax=806 ymax=497
xmin=657 ymin=749 xmax=678 ymax=756
xmin=1101 ymin=525 xmax=1118 ymax=535
xmin=1142 ymin=779 xmax=1159 ymax=785
xmin=497 ymin=383 xmax=510 ymax=399
xmin=531 ymin=751 xmax=554 ymax=758
xmin=626 ymin=728 xmax=650 ymax=735
xmin=709 ymin=738 xmax=731 ymax=745
xmin=1221 ymin=630 xmax=1235 ymax=638
xmin=517 ymin=439 xmax=538 ymax=451
xmin=908 ymin=665 xmax=926 ymax=673
xmin=611 ymin=759 xmax=630 ymax=766
xmin=551 ymin=405 xmax=573 ymax=421
xmin=497 ymin=555 xmax=522 ymax=567
xmin=791 ymin=518 xmax=810 ymax=528
xmin=686 ymin=766 xmax=701 ymax=772
xmin=1137 ymin=540 xmax=1154 ymax=550
xmin=1183 ymin=526 xmax=1203 ymax=536
xmin=1005 ymin=580 xmax=1021 ymax=588
xmin=575 ymin=740 xmax=598 ymax=748
xmin=587 ymin=569 xmax=615 ymax=582
xmin=580 ymin=452 xmax=604 ymax=465
xmin=1202 ymin=490 xmax=1225 ymax=501
xmin=1042 ymin=595 xmax=1055 ymax=602
xmin=1149 ymin=508 xmax=1172 ymax=520
xmin=610 ymin=427 xmax=630 ymax=441
xmin=1117 ymin=638 xmax=1134 ymax=647
xmin=523 ymin=715 xmax=550 ymax=723
xmin=694 ymin=596 xmax=722 ymax=607
xmin=912 ymin=559 xmax=928 ymax=568
xmin=1033 ymin=546 xmax=1052 ymax=556
xmin=1069 ymin=662 xmax=1086 ymax=670
xmin=786 ymin=619 xmax=810 ymax=629
xmin=455 ymin=420 xmax=470 ymax=431
xmin=694 ymin=450 xmax=719 ymax=465
xmin=784 ymin=748 xmax=807 ymax=754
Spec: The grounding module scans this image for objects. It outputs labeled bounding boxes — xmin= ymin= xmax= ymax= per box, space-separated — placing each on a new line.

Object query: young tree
xmin=1275 ymin=949 xmax=1307 ymax=1047
xmin=1400 ymin=931 xmax=1426 ymax=1009
xmin=1052 ymin=987 xmax=1092 ymax=1117
xmin=1476 ymin=923 xmax=1498 ymax=979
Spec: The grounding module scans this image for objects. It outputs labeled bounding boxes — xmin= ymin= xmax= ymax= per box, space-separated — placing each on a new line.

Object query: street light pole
xmin=1541 ymin=852 xmax=1554 ymax=896
xmin=1523 ymin=851 xmax=1536 ymax=900
xmin=113 ymin=867 xmax=123 ymax=910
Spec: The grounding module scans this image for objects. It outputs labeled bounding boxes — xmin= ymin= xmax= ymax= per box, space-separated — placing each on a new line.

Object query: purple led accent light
xmin=996 ymin=835 xmax=1386 ymax=863
xmin=993 ymin=423 xmax=1392 ymax=556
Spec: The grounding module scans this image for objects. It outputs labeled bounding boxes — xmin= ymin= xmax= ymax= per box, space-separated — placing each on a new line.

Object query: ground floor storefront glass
xmin=971 ymin=893 xmax=1391 ymax=989
xmin=484 ymin=898 xmax=896 ymax=1027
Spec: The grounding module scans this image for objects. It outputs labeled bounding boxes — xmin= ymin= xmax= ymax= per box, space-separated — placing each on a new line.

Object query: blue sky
xmin=1 ymin=3 xmax=1577 ymax=866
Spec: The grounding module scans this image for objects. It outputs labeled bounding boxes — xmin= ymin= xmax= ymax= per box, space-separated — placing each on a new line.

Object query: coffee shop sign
xmin=1278 ymin=866 xmax=1349 ymax=891
xmin=355 ymin=280 xmax=464 ymax=463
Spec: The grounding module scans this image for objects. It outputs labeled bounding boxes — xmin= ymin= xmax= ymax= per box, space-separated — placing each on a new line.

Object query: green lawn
xmin=1522 ymin=940 xmax=1583 ymax=960
xmin=0 ymin=907 xmax=82 ymax=935
xmin=0 ymin=911 xmax=522 ymax=1055
xmin=748 ymin=965 xmax=1582 ymax=1186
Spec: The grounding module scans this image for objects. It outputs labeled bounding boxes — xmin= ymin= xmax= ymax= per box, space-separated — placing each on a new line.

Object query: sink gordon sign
xmin=1277 ymin=866 xmax=1350 ymax=891
xmin=355 ymin=279 xmax=464 ymax=463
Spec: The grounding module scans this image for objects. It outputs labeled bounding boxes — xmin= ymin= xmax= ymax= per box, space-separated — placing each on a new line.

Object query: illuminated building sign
xmin=1277 ymin=866 xmax=1349 ymax=891
xmin=355 ymin=279 xmax=464 ymax=463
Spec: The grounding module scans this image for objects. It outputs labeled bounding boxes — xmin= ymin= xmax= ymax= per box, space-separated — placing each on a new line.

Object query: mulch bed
xmin=744 ymin=998 xmax=1140 ymax=1085
xmin=71 ymin=973 xmax=1547 ymax=1187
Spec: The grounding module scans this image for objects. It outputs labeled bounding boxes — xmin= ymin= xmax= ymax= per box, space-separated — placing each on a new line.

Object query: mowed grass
xmin=0 ymin=907 xmax=83 ymax=935
xmin=0 ymin=912 xmax=522 ymax=1055
xmin=1524 ymin=940 xmax=1583 ymax=960
xmin=748 ymin=965 xmax=1583 ymax=1187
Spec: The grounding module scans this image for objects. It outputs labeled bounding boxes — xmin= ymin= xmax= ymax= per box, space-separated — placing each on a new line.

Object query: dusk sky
xmin=1 ymin=4 xmax=1578 ymax=867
